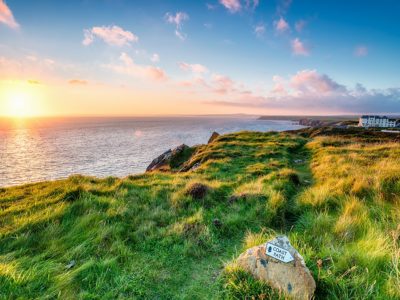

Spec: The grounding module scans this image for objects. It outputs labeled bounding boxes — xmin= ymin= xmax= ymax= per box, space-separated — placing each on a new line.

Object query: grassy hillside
xmin=0 ymin=130 xmax=399 ymax=299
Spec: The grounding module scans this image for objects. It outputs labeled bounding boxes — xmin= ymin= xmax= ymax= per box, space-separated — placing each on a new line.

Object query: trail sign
xmin=265 ymin=242 xmax=294 ymax=263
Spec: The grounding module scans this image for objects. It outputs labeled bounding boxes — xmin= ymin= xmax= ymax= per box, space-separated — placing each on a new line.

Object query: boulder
xmin=208 ymin=131 xmax=220 ymax=143
xmin=146 ymin=144 xmax=189 ymax=172
xmin=236 ymin=236 xmax=316 ymax=300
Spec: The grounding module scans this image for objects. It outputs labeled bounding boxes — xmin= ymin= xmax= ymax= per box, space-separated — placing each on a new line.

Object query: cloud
xmin=27 ymin=79 xmax=41 ymax=85
xmin=150 ymin=53 xmax=160 ymax=63
xmin=354 ymin=46 xmax=368 ymax=57
xmin=82 ymin=25 xmax=138 ymax=47
xmin=295 ymin=20 xmax=306 ymax=32
xmin=272 ymin=75 xmax=287 ymax=95
xmin=69 ymin=79 xmax=88 ymax=85
xmin=291 ymin=38 xmax=309 ymax=56
xmin=204 ymin=22 xmax=213 ymax=29
xmin=0 ymin=0 xmax=19 ymax=29
xmin=206 ymin=3 xmax=218 ymax=10
xmin=276 ymin=0 xmax=292 ymax=15
xmin=274 ymin=17 xmax=289 ymax=33
xmin=179 ymin=67 xmax=400 ymax=114
xmin=245 ymin=0 xmax=260 ymax=10
xmin=290 ymin=69 xmax=346 ymax=95
xmin=254 ymin=23 xmax=266 ymax=37
xmin=212 ymin=74 xmax=236 ymax=94
xmin=219 ymin=0 xmax=241 ymax=13
xmin=165 ymin=12 xmax=189 ymax=40
xmin=105 ymin=52 xmax=167 ymax=81
xmin=179 ymin=62 xmax=209 ymax=74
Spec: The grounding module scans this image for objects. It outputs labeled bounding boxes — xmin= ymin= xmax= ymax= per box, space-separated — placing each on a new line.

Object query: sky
xmin=0 ymin=0 xmax=399 ymax=116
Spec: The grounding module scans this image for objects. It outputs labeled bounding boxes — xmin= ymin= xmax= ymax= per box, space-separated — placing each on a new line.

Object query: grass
xmin=0 ymin=130 xmax=399 ymax=299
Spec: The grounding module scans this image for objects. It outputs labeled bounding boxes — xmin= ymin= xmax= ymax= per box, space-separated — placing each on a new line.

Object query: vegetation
xmin=0 ymin=129 xmax=399 ymax=299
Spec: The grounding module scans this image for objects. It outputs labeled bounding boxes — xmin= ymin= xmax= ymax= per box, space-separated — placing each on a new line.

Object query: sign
xmin=265 ymin=242 xmax=294 ymax=263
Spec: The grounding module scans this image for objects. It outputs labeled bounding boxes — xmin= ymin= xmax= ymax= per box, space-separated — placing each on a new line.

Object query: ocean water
xmin=0 ymin=116 xmax=303 ymax=187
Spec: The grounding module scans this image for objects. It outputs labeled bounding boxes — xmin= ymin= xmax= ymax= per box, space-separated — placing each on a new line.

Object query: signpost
xmin=265 ymin=242 xmax=294 ymax=263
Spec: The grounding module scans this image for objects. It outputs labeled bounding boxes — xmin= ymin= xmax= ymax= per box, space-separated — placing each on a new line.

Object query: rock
xmin=146 ymin=144 xmax=189 ymax=172
xmin=236 ymin=235 xmax=316 ymax=300
xmin=185 ymin=183 xmax=209 ymax=200
xmin=208 ymin=131 xmax=220 ymax=144
xmin=293 ymin=159 xmax=304 ymax=164
xmin=65 ymin=260 xmax=76 ymax=270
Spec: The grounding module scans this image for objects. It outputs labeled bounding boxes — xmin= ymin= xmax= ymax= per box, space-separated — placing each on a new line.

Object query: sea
xmin=0 ymin=116 xmax=304 ymax=187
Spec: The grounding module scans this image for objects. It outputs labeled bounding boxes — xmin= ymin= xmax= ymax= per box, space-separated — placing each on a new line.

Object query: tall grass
xmin=0 ymin=131 xmax=399 ymax=299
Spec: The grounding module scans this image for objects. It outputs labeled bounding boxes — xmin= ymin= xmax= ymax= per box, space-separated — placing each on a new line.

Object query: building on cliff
xmin=358 ymin=115 xmax=399 ymax=128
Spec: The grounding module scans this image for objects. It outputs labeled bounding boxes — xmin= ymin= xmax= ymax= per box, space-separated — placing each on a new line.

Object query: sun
xmin=5 ymin=91 xmax=34 ymax=118
xmin=1 ymin=81 xmax=44 ymax=118
xmin=6 ymin=91 xmax=33 ymax=117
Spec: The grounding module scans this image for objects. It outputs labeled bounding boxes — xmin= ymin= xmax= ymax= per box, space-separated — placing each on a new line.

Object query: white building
xmin=358 ymin=115 xmax=399 ymax=128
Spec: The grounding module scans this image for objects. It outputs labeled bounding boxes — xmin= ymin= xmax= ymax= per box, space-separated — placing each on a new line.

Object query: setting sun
xmin=6 ymin=91 xmax=32 ymax=117
xmin=1 ymin=81 xmax=44 ymax=117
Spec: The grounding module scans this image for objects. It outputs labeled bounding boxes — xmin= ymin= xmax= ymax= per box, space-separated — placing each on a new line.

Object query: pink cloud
xmin=290 ymin=69 xmax=346 ymax=95
xmin=179 ymin=62 xmax=209 ymax=74
xmin=105 ymin=52 xmax=167 ymax=81
xmin=354 ymin=46 xmax=368 ymax=57
xmin=165 ymin=12 xmax=189 ymax=40
xmin=212 ymin=74 xmax=235 ymax=94
xmin=219 ymin=0 xmax=242 ymax=13
xmin=291 ymin=38 xmax=309 ymax=56
xmin=274 ymin=17 xmax=289 ymax=33
xmin=272 ymin=75 xmax=287 ymax=95
xmin=83 ymin=25 xmax=138 ymax=47
xmin=0 ymin=0 xmax=19 ymax=29
xmin=165 ymin=12 xmax=189 ymax=27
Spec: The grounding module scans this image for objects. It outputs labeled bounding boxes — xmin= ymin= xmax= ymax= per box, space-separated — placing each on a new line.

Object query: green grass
xmin=0 ymin=130 xmax=399 ymax=299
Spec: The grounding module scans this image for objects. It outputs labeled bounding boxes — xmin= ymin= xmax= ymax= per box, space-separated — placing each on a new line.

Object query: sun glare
xmin=1 ymin=82 xmax=44 ymax=118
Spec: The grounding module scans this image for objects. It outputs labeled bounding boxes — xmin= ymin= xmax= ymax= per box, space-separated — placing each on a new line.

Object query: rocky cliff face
xmin=146 ymin=132 xmax=220 ymax=173
xmin=146 ymin=144 xmax=190 ymax=172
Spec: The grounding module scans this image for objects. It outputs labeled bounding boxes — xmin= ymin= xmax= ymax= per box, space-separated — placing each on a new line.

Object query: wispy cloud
xmin=254 ymin=23 xmax=266 ymax=37
xmin=83 ymin=25 xmax=138 ymax=47
xmin=206 ymin=3 xmax=218 ymax=10
xmin=69 ymin=79 xmax=88 ymax=85
xmin=165 ymin=12 xmax=189 ymax=40
xmin=219 ymin=0 xmax=242 ymax=13
xmin=245 ymin=0 xmax=260 ymax=10
xmin=179 ymin=62 xmax=209 ymax=74
xmin=354 ymin=45 xmax=368 ymax=57
xmin=274 ymin=17 xmax=289 ymax=33
xmin=105 ymin=52 xmax=167 ymax=81
xmin=295 ymin=20 xmax=307 ymax=32
xmin=291 ymin=38 xmax=309 ymax=56
xmin=212 ymin=74 xmax=236 ymax=94
xmin=150 ymin=53 xmax=160 ymax=63
xmin=276 ymin=0 xmax=292 ymax=15
xmin=0 ymin=0 xmax=19 ymax=29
